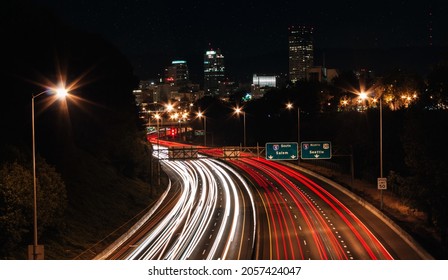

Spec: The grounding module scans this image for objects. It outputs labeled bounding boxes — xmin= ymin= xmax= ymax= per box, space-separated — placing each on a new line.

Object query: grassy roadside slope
xmin=32 ymin=148 xmax=161 ymax=260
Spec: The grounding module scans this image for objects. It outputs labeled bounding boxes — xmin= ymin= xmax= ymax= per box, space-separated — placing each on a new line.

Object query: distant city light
xmin=242 ymin=93 xmax=252 ymax=102
xmin=253 ymin=74 xmax=276 ymax=87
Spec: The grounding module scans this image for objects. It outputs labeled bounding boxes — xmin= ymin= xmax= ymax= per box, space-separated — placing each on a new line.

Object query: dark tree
xmin=424 ymin=57 xmax=448 ymax=110
xmin=0 ymin=159 xmax=67 ymax=257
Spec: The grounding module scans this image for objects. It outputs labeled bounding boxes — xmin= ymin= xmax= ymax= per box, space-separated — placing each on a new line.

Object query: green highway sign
xmin=301 ymin=141 xmax=332 ymax=159
xmin=266 ymin=142 xmax=298 ymax=160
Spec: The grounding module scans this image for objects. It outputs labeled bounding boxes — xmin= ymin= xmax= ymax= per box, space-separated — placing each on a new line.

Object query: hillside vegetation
xmin=1 ymin=1 xmax=157 ymax=259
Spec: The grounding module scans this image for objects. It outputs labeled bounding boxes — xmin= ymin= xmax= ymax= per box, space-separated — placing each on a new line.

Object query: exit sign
xmin=301 ymin=141 xmax=332 ymax=159
xmin=266 ymin=142 xmax=298 ymax=160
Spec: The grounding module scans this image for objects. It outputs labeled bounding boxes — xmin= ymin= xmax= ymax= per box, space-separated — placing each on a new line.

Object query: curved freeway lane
xmin=231 ymin=157 xmax=393 ymax=260
xmin=97 ymin=145 xmax=256 ymax=260
xmin=228 ymin=155 xmax=431 ymax=260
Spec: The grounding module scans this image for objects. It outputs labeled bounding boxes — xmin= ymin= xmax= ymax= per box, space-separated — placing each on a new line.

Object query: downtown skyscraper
xmin=165 ymin=60 xmax=189 ymax=86
xmin=288 ymin=25 xmax=314 ymax=83
xmin=204 ymin=48 xmax=225 ymax=95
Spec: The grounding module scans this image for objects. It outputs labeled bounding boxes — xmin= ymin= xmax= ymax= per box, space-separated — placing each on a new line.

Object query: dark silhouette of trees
xmin=1 ymin=0 xmax=152 ymax=258
xmin=0 ymin=159 xmax=67 ymax=256
xmin=424 ymin=58 xmax=448 ymax=109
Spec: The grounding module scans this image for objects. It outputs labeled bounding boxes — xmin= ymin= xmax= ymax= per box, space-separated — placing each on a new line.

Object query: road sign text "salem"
xmin=265 ymin=142 xmax=298 ymax=160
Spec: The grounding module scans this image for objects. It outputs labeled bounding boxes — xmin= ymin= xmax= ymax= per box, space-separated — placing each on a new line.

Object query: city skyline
xmin=30 ymin=0 xmax=448 ymax=80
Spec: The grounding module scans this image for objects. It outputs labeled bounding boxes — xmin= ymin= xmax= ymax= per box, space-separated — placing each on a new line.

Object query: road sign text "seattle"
xmin=301 ymin=141 xmax=332 ymax=159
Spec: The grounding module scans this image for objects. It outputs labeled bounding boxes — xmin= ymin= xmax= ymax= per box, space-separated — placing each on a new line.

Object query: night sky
xmin=31 ymin=0 xmax=448 ymax=81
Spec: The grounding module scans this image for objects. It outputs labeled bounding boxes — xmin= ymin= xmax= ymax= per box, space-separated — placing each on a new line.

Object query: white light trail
xmin=122 ymin=146 xmax=256 ymax=260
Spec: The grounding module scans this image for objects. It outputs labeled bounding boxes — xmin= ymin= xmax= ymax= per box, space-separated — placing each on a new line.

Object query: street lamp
xmin=357 ymin=90 xmax=385 ymax=210
xmin=359 ymin=91 xmax=368 ymax=100
xmin=181 ymin=112 xmax=188 ymax=141
xmin=31 ymin=86 xmax=69 ymax=260
xmin=379 ymin=95 xmax=384 ymax=210
xmin=154 ymin=113 xmax=161 ymax=150
xmin=166 ymin=103 xmax=174 ymax=112
xmin=171 ymin=112 xmax=181 ymax=139
xmin=154 ymin=113 xmax=161 ymax=188
xmin=234 ymin=107 xmax=246 ymax=147
xmin=286 ymin=102 xmax=300 ymax=163
xmin=197 ymin=111 xmax=207 ymax=146
xmin=358 ymin=91 xmax=368 ymax=111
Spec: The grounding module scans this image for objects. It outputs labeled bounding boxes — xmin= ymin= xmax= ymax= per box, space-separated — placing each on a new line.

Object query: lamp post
xmin=360 ymin=90 xmax=385 ymax=210
xmin=286 ymin=103 xmax=300 ymax=164
xmin=379 ymin=95 xmax=384 ymax=210
xmin=197 ymin=111 xmax=207 ymax=146
xmin=154 ymin=113 xmax=161 ymax=147
xmin=181 ymin=112 xmax=188 ymax=141
xmin=177 ymin=113 xmax=181 ymax=140
xmin=154 ymin=113 xmax=161 ymax=188
xmin=234 ymin=107 xmax=246 ymax=147
xmin=30 ymin=87 xmax=68 ymax=260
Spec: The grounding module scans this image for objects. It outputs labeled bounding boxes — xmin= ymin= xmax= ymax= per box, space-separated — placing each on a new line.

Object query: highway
xmin=229 ymin=157 xmax=394 ymax=259
xmin=196 ymin=144 xmax=428 ymax=259
xmin=97 ymin=144 xmax=256 ymax=260
xmin=96 ymin=138 xmax=430 ymax=260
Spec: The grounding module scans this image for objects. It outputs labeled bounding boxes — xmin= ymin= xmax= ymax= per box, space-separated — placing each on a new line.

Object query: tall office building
xmin=204 ymin=48 xmax=225 ymax=95
xmin=288 ymin=25 xmax=314 ymax=83
xmin=165 ymin=60 xmax=189 ymax=86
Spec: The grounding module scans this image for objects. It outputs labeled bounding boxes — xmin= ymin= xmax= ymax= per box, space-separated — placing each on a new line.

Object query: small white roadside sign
xmin=377 ymin=177 xmax=387 ymax=190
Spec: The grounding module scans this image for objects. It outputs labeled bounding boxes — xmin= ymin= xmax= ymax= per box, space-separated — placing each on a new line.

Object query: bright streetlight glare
xmin=55 ymin=87 xmax=68 ymax=98
xmin=359 ymin=92 xmax=368 ymax=100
